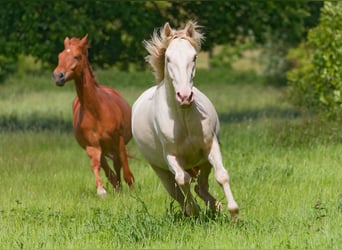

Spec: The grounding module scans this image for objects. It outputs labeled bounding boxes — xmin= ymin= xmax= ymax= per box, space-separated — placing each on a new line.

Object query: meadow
xmin=0 ymin=67 xmax=341 ymax=249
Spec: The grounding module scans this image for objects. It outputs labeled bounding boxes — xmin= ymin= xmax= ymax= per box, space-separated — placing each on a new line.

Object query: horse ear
xmin=185 ymin=22 xmax=195 ymax=38
xmin=80 ymin=34 xmax=88 ymax=45
xmin=64 ymin=37 xmax=70 ymax=48
xmin=80 ymin=34 xmax=90 ymax=52
xmin=163 ymin=22 xmax=172 ymax=37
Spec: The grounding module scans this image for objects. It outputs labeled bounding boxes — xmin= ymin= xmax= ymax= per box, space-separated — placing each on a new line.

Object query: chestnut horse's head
xmin=52 ymin=34 xmax=89 ymax=86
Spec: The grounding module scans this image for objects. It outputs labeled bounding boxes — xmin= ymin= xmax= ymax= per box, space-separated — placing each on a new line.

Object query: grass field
xmin=0 ymin=68 xmax=341 ymax=249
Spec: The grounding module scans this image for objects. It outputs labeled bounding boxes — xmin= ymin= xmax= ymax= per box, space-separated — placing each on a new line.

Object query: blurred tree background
xmin=3 ymin=1 xmax=340 ymax=119
xmin=0 ymin=1 xmax=322 ymax=79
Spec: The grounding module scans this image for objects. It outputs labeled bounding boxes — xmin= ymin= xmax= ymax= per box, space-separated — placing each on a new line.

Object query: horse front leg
xmin=150 ymin=165 xmax=186 ymax=208
xmin=166 ymin=155 xmax=200 ymax=216
xmin=86 ymin=146 xmax=106 ymax=196
xmin=207 ymin=137 xmax=239 ymax=218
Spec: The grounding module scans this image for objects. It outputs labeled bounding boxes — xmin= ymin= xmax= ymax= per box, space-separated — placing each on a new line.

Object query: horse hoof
xmin=230 ymin=212 xmax=240 ymax=223
xmin=97 ymin=187 xmax=107 ymax=196
xmin=113 ymin=185 xmax=123 ymax=193
xmin=228 ymin=206 xmax=239 ymax=222
xmin=215 ymin=201 xmax=223 ymax=212
xmin=185 ymin=203 xmax=200 ymax=217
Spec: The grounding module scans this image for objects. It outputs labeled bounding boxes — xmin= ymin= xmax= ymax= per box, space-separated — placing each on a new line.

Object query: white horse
xmin=132 ymin=21 xmax=238 ymax=218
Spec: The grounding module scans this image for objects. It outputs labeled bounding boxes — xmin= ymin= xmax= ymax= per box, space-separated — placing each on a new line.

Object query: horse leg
xmin=195 ymin=162 xmax=222 ymax=212
xmin=151 ymin=165 xmax=193 ymax=215
xmin=86 ymin=146 xmax=106 ymax=196
xmin=115 ymin=135 xmax=134 ymax=189
xmin=165 ymin=155 xmax=200 ymax=216
xmin=112 ymin=153 xmax=122 ymax=190
xmin=207 ymin=136 xmax=239 ymax=218
xmin=100 ymin=154 xmax=119 ymax=191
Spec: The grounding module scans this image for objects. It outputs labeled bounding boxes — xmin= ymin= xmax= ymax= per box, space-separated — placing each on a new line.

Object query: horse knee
xmin=175 ymin=171 xmax=191 ymax=186
xmin=214 ymin=168 xmax=229 ymax=185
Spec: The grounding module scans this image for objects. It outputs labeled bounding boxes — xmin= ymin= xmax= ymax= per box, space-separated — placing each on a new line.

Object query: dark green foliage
xmin=0 ymin=1 xmax=163 ymax=74
xmin=287 ymin=2 xmax=342 ymax=119
xmin=0 ymin=1 xmax=321 ymax=82
xmin=0 ymin=55 xmax=17 ymax=82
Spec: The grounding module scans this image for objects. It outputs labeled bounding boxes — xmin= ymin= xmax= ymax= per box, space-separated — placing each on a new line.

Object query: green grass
xmin=0 ymin=69 xmax=341 ymax=249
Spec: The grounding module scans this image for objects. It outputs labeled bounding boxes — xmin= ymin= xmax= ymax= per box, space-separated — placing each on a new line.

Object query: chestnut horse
xmin=132 ymin=21 xmax=238 ymax=218
xmin=52 ymin=35 xmax=134 ymax=195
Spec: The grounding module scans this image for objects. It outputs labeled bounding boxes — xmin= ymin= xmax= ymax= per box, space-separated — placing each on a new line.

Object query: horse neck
xmin=162 ymin=77 xmax=178 ymax=107
xmin=74 ymin=61 xmax=100 ymax=110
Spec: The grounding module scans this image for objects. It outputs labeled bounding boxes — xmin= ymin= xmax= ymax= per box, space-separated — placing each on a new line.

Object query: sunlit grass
xmin=0 ymin=69 xmax=341 ymax=249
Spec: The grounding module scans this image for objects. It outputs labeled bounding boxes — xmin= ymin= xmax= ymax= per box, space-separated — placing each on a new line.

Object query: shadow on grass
xmin=0 ymin=107 xmax=301 ymax=132
xmin=219 ymin=106 xmax=301 ymax=123
xmin=0 ymin=114 xmax=72 ymax=132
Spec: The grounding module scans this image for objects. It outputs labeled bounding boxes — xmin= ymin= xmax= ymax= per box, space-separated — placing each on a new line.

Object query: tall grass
xmin=0 ymin=69 xmax=341 ymax=249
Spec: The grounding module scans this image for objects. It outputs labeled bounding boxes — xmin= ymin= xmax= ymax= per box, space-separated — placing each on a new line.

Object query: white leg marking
xmin=97 ymin=187 xmax=107 ymax=196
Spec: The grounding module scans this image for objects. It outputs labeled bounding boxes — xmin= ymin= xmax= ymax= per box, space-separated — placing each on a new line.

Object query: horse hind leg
xmin=195 ymin=162 xmax=222 ymax=212
xmin=116 ymin=136 xmax=134 ymax=189
xmin=86 ymin=146 xmax=107 ymax=196
xmin=100 ymin=154 xmax=119 ymax=191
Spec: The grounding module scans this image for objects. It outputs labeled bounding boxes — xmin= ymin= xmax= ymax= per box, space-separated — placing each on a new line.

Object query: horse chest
xmin=73 ymin=108 xmax=118 ymax=147
xmin=157 ymin=113 xmax=213 ymax=166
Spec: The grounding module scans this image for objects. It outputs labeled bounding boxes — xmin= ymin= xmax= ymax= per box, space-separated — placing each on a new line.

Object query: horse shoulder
xmin=193 ymin=87 xmax=220 ymax=133
xmin=132 ymin=86 xmax=166 ymax=165
xmin=132 ymin=86 xmax=157 ymax=130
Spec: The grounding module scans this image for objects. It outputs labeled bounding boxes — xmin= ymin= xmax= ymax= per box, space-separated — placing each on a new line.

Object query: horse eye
xmin=74 ymin=55 xmax=81 ymax=61
xmin=193 ymin=55 xmax=197 ymax=62
xmin=166 ymin=56 xmax=171 ymax=63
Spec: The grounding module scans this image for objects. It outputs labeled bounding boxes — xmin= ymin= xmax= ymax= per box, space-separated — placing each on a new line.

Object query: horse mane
xmin=144 ymin=21 xmax=204 ymax=84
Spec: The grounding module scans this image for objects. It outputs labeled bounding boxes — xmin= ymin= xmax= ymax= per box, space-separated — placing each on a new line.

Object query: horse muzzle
xmin=176 ymin=91 xmax=194 ymax=106
xmin=52 ymin=71 xmax=66 ymax=86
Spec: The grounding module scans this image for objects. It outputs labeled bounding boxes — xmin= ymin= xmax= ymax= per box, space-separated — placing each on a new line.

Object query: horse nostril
xmin=176 ymin=91 xmax=194 ymax=105
xmin=188 ymin=91 xmax=194 ymax=102
xmin=59 ymin=72 xmax=64 ymax=78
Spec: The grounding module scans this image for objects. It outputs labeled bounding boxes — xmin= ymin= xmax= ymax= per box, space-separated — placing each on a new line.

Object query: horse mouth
xmin=179 ymin=102 xmax=193 ymax=108
xmin=56 ymin=82 xmax=65 ymax=87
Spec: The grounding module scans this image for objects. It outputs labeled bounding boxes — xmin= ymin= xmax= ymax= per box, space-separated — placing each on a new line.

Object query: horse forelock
xmin=145 ymin=21 xmax=204 ymax=84
xmin=64 ymin=37 xmax=90 ymax=56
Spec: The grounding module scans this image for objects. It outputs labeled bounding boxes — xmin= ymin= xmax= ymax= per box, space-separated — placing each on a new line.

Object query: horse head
xmin=52 ymin=34 xmax=89 ymax=86
xmin=163 ymin=22 xmax=203 ymax=106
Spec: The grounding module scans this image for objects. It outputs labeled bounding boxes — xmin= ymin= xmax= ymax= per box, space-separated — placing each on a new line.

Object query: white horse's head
xmin=163 ymin=22 xmax=202 ymax=106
